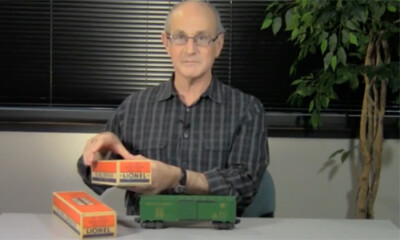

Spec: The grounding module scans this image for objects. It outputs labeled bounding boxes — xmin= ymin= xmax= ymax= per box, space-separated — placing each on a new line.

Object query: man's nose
xmin=184 ymin=38 xmax=197 ymax=54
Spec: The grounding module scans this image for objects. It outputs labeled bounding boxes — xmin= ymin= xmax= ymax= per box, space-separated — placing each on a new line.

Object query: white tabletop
xmin=0 ymin=213 xmax=398 ymax=239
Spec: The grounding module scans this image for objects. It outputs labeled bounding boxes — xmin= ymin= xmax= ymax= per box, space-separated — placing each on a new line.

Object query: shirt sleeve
xmin=203 ymin=98 xmax=269 ymax=214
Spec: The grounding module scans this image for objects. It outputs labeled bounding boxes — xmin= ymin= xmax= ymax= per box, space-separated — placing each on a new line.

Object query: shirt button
xmin=183 ymin=131 xmax=189 ymax=138
xmin=186 ymin=108 xmax=190 ymax=112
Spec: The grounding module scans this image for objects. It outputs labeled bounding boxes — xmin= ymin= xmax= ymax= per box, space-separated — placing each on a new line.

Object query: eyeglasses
xmin=166 ymin=32 xmax=219 ymax=47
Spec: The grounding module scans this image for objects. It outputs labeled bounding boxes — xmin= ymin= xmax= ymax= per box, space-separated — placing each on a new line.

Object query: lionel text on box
xmin=91 ymin=160 xmax=151 ymax=186
xmin=52 ymin=191 xmax=116 ymax=239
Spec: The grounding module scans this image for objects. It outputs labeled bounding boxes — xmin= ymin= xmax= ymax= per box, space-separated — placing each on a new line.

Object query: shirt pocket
xmin=134 ymin=138 xmax=168 ymax=161
xmin=202 ymin=137 xmax=231 ymax=169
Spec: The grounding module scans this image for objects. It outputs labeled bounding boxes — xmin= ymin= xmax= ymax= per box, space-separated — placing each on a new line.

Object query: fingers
xmin=83 ymin=137 xmax=102 ymax=166
xmin=110 ymin=143 xmax=136 ymax=160
xmin=83 ymin=150 xmax=94 ymax=166
xmin=131 ymin=154 xmax=145 ymax=160
xmin=82 ymin=132 xmax=135 ymax=165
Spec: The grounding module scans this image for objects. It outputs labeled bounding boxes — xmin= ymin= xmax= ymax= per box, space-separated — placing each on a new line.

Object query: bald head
xmin=164 ymin=0 xmax=225 ymax=35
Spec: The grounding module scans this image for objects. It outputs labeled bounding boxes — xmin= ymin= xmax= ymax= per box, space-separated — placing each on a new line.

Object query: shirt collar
xmin=201 ymin=75 xmax=223 ymax=104
xmin=157 ymin=73 xmax=223 ymax=104
xmin=157 ymin=74 xmax=175 ymax=102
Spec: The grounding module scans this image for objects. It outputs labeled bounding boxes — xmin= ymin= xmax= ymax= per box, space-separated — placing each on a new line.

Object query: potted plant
xmin=262 ymin=0 xmax=399 ymax=219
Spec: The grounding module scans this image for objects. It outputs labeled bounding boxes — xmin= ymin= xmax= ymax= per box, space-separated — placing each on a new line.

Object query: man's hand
xmin=122 ymin=155 xmax=181 ymax=195
xmin=83 ymin=132 xmax=135 ymax=166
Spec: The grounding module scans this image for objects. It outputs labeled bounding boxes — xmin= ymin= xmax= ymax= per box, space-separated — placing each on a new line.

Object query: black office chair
xmin=242 ymin=170 xmax=276 ymax=217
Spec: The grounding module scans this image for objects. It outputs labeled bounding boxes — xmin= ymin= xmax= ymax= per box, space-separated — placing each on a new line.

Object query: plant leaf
xmin=291 ymin=79 xmax=304 ymax=85
xmin=319 ymin=31 xmax=329 ymax=43
xmin=261 ymin=17 xmax=273 ymax=30
xmin=324 ymin=52 xmax=333 ymax=70
xmin=321 ymin=95 xmax=330 ymax=108
xmin=311 ymin=110 xmax=320 ymax=129
xmin=353 ymin=7 xmax=367 ymax=22
xmin=310 ymin=45 xmax=316 ymax=54
xmin=341 ymin=150 xmax=351 ymax=163
xmin=371 ymin=3 xmax=386 ymax=19
xmin=301 ymin=11 xmax=312 ymax=24
xmin=309 ymin=100 xmax=315 ymax=112
xmin=329 ymin=33 xmax=337 ymax=51
xmin=345 ymin=20 xmax=358 ymax=31
xmin=290 ymin=63 xmax=296 ymax=75
xmin=387 ymin=3 xmax=396 ymax=13
xmin=349 ymin=32 xmax=358 ymax=46
xmin=329 ymin=149 xmax=345 ymax=159
xmin=341 ymin=29 xmax=349 ymax=45
xmin=296 ymin=85 xmax=314 ymax=97
xmin=291 ymin=13 xmax=300 ymax=29
xmin=321 ymin=39 xmax=328 ymax=54
xmin=291 ymin=28 xmax=299 ymax=40
xmin=331 ymin=55 xmax=337 ymax=71
xmin=301 ymin=0 xmax=307 ymax=8
xmin=337 ymin=47 xmax=347 ymax=65
xmin=285 ymin=8 xmax=294 ymax=30
xmin=349 ymin=75 xmax=359 ymax=90
xmin=272 ymin=16 xmax=282 ymax=35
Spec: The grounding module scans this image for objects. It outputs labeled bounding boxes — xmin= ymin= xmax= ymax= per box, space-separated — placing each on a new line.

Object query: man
xmin=77 ymin=0 xmax=269 ymax=216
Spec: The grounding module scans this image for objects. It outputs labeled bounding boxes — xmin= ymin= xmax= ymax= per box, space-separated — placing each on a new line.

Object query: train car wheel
xmin=212 ymin=221 xmax=234 ymax=230
xmin=154 ymin=221 xmax=163 ymax=229
xmin=225 ymin=222 xmax=235 ymax=229
xmin=141 ymin=221 xmax=164 ymax=229
xmin=140 ymin=221 xmax=150 ymax=229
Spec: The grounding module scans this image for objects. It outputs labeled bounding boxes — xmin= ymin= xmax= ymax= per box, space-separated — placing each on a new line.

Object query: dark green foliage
xmin=262 ymin=0 xmax=400 ymax=129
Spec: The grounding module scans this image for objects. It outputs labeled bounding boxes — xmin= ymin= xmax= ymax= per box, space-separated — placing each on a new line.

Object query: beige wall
xmin=0 ymin=131 xmax=398 ymax=226
xmin=269 ymin=137 xmax=399 ymax=226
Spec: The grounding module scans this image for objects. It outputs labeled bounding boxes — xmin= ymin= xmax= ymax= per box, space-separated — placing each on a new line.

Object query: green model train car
xmin=136 ymin=195 xmax=240 ymax=229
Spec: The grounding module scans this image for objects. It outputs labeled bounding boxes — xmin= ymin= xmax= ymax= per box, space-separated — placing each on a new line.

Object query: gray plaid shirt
xmin=78 ymin=75 xmax=269 ymax=215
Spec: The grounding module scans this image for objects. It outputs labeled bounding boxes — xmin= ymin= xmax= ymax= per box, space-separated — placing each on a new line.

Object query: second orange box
xmin=91 ymin=160 xmax=152 ymax=186
xmin=52 ymin=191 xmax=116 ymax=239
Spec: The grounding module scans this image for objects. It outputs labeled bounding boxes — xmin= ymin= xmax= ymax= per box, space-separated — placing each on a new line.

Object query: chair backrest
xmin=242 ymin=170 xmax=275 ymax=217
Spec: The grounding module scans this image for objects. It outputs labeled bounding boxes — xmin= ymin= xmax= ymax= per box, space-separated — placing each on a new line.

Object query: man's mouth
xmin=182 ymin=60 xmax=198 ymax=64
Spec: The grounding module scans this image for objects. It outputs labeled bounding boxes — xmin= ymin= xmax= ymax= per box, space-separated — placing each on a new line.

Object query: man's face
xmin=162 ymin=3 xmax=224 ymax=81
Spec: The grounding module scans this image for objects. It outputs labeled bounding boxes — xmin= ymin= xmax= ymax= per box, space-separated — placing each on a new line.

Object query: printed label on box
xmin=91 ymin=160 xmax=151 ymax=186
xmin=119 ymin=160 xmax=151 ymax=183
xmin=92 ymin=161 xmax=118 ymax=184
xmin=52 ymin=191 xmax=116 ymax=239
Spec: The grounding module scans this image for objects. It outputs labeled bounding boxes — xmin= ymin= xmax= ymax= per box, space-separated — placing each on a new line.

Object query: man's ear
xmin=161 ymin=32 xmax=170 ymax=55
xmin=214 ymin=34 xmax=224 ymax=58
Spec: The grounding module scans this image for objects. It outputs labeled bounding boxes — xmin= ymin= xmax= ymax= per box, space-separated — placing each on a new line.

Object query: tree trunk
xmin=366 ymin=39 xmax=390 ymax=218
xmin=358 ymin=35 xmax=388 ymax=219
xmin=358 ymin=38 xmax=374 ymax=219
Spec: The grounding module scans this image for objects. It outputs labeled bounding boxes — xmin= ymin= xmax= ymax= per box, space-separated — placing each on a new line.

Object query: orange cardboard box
xmin=52 ymin=191 xmax=116 ymax=239
xmin=91 ymin=160 xmax=152 ymax=186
